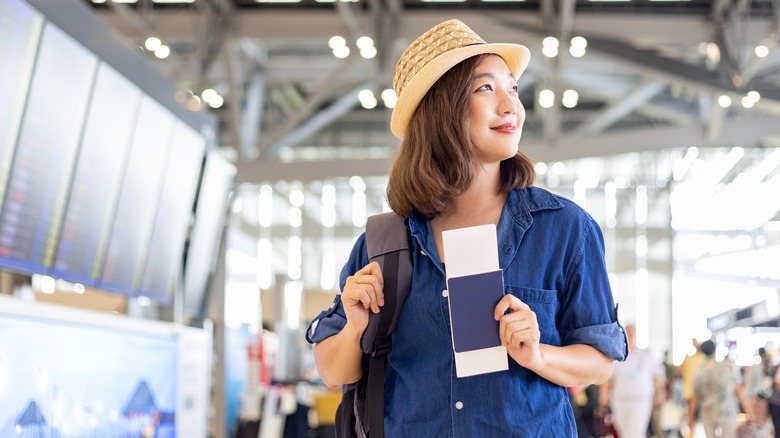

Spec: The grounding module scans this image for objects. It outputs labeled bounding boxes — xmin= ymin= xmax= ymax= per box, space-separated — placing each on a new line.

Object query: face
xmin=468 ymin=55 xmax=525 ymax=164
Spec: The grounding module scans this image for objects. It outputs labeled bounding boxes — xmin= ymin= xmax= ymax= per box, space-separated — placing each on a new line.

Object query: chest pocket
xmin=505 ymin=285 xmax=560 ymax=345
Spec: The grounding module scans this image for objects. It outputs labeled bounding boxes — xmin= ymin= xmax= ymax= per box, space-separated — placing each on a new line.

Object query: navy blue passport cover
xmin=447 ymin=269 xmax=504 ymax=353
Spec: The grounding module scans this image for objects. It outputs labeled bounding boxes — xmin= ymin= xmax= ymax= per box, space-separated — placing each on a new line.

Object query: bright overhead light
xmin=755 ymin=45 xmax=770 ymax=58
xmin=356 ymin=36 xmax=374 ymax=49
xmin=570 ymin=36 xmax=587 ymax=48
xmin=718 ymin=94 xmax=732 ymax=108
xmin=201 ymin=88 xmax=218 ymax=103
xmin=208 ymin=95 xmax=224 ymax=109
xmin=569 ymin=46 xmax=586 ymax=58
xmin=538 ymin=89 xmax=555 ymax=109
xmin=332 ymin=46 xmax=350 ymax=59
xmin=360 ymin=46 xmax=377 ymax=59
xmin=154 ymin=45 xmax=171 ymax=59
xmin=144 ymin=37 xmax=161 ymax=51
xmin=542 ymin=36 xmax=559 ymax=58
xmin=381 ymin=89 xmax=397 ymax=108
xmin=562 ymin=89 xmax=579 ymax=108
xmin=328 ymin=36 xmax=346 ymax=49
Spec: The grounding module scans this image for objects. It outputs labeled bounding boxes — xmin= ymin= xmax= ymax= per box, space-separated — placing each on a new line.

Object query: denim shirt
xmin=307 ymin=186 xmax=628 ymax=437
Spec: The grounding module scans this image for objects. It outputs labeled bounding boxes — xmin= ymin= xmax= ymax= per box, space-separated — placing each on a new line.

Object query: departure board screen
xmin=100 ymin=96 xmax=175 ymax=296
xmin=183 ymin=151 xmax=235 ymax=316
xmin=0 ymin=0 xmax=43 ymax=209
xmin=50 ymin=63 xmax=142 ymax=287
xmin=137 ymin=123 xmax=205 ymax=304
xmin=0 ymin=23 xmax=97 ymax=275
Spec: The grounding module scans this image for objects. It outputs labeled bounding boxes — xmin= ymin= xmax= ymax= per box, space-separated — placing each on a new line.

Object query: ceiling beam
xmin=523 ymin=114 xmax=780 ymax=163
xmin=235 ymin=157 xmax=394 ymax=183
xmin=261 ymin=81 xmax=369 ymax=160
xmin=573 ymin=79 xmax=667 ymax=137
xmin=257 ymin=58 xmax=362 ymax=157
xmin=235 ymin=114 xmax=778 ymax=183
xmin=585 ymin=34 xmax=780 ymax=101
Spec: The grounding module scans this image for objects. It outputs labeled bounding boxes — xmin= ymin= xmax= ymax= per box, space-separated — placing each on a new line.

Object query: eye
xmin=511 ymin=85 xmax=519 ymax=94
xmin=475 ymin=83 xmax=493 ymax=92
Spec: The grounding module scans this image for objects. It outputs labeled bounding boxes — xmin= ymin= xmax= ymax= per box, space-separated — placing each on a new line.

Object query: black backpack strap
xmin=361 ymin=212 xmax=412 ymax=438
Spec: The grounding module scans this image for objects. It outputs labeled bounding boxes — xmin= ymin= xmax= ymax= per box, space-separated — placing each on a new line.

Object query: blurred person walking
xmin=744 ymin=348 xmax=772 ymax=434
xmin=600 ymin=324 xmax=664 ymax=437
xmin=687 ymin=340 xmax=755 ymax=438
xmin=765 ymin=351 xmax=780 ymax=438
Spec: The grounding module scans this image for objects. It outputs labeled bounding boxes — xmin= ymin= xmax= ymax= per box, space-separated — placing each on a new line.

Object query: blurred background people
xmin=687 ymin=340 xmax=754 ymax=438
xmin=600 ymin=324 xmax=664 ymax=437
xmin=744 ymin=348 xmax=772 ymax=434
xmin=766 ymin=352 xmax=780 ymax=438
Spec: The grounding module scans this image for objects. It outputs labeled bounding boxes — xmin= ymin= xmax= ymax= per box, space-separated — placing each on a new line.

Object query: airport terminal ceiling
xmin=83 ymin=0 xmax=780 ymax=183
xmin=83 ymin=0 xmax=780 ymax=272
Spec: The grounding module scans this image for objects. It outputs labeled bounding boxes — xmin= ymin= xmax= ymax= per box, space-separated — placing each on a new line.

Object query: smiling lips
xmin=491 ymin=123 xmax=517 ymax=134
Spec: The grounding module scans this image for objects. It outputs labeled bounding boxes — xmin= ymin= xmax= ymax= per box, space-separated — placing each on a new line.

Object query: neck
xmin=436 ymin=165 xmax=505 ymax=227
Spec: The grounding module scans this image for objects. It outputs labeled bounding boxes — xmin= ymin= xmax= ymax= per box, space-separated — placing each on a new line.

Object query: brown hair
xmin=386 ymin=54 xmax=536 ymax=218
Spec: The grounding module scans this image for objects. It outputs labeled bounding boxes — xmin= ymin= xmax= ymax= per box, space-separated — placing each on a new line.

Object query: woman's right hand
xmin=341 ymin=261 xmax=385 ymax=333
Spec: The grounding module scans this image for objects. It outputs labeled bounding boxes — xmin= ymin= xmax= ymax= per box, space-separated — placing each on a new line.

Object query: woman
xmin=306 ymin=19 xmax=627 ymax=436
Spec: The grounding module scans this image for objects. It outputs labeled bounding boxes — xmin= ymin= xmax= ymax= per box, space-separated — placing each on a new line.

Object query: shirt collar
xmin=406 ymin=186 xmax=564 ymax=231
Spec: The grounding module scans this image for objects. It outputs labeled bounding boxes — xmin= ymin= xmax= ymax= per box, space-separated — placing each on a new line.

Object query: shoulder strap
xmin=361 ymin=212 xmax=413 ymax=438
xmin=361 ymin=212 xmax=413 ymax=351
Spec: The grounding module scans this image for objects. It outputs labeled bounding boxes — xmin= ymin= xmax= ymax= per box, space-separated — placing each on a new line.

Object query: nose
xmin=498 ymin=90 xmax=518 ymax=115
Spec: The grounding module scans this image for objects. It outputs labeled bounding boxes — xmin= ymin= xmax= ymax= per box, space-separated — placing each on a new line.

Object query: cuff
xmin=562 ymin=320 xmax=628 ymax=361
xmin=305 ymin=295 xmax=347 ymax=344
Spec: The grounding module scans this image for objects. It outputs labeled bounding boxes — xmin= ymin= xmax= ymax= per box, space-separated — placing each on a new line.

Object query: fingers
xmin=493 ymin=294 xmax=530 ymax=319
xmin=343 ymin=261 xmax=384 ymax=314
xmin=495 ymin=295 xmax=539 ymax=349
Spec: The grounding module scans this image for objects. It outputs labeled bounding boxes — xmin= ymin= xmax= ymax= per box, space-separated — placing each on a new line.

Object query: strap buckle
xmin=372 ymin=337 xmax=392 ymax=357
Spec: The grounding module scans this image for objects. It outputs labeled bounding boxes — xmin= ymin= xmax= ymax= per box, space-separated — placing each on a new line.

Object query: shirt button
xmin=420 ymin=250 xmax=427 ymax=256
xmin=442 ymin=290 xmax=448 ymax=298
xmin=455 ymin=401 xmax=464 ymax=410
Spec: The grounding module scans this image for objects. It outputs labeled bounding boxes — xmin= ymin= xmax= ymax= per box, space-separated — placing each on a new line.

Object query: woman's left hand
xmin=495 ymin=294 xmax=542 ymax=369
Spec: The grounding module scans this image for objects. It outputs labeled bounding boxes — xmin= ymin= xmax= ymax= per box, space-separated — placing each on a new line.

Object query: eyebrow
xmin=471 ymin=72 xmax=517 ymax=82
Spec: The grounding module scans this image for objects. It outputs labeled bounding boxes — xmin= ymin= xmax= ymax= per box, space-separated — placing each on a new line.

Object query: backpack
xmin=334 ymin=212 xmax=413 ymax=438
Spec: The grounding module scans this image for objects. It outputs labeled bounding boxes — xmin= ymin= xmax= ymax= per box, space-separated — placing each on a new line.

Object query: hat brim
xmin=390 ymin=43 xmax=531 ymax=139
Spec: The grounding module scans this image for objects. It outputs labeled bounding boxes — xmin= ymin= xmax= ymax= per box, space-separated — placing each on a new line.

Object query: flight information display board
xmin=137 ymin=123 xmax=205 ymax=304
xmin=183 ymin=151 xmax=235 ymax=316
xmin=50 ymin=63 xmax=142 ymax=287
xmin=0 ymin=22 xmax=97 ymax=275
xmin=0 ymin=0 xmax=43 ymax=211
xmin=100 ymin=96 xmax=175 ymax=296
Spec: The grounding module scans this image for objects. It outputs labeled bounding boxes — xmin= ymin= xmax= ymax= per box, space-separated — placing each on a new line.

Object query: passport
xmin=447 ymin=269 xmax=504 ymax=353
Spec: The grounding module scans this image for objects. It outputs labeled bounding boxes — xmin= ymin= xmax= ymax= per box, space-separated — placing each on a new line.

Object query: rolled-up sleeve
xmin=305 ymin=233 xmax=369 ymax=345
xmin=562 ymin=320 xmax=627 ymax=361
xmin=559 ymin=218 xmax=628 ymax=361
xmin=305 ymin=295 xmax=347 ymax=344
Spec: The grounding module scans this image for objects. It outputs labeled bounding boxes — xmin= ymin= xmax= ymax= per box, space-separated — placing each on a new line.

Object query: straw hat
xmin=390 ymin=19 xmax=531 ymax=139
